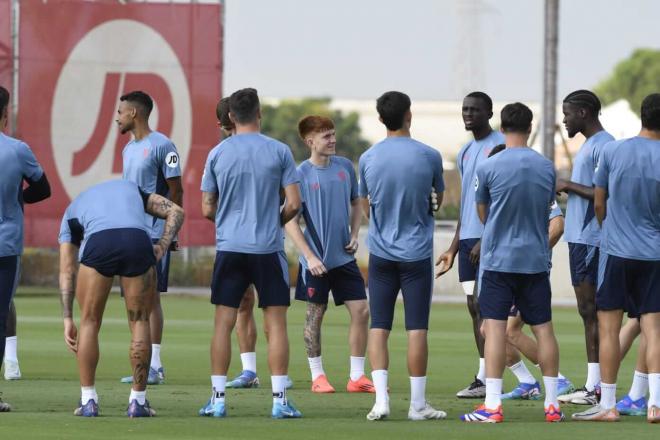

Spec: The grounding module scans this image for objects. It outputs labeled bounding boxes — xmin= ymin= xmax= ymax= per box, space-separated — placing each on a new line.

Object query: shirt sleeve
xmin=593 ymin=145 xmax=610 ymax=189
xmin=358 ymin=155 xmax=368 ymax=198
xmin=200 ymin=150 xmax=218 ymax=193
xmin=474 ymin=163 xmax=490 ymax=204
xmin=456 ymin=144 xmax=467 ymax=176
xmin=157 ymin=141 xmax=182 ymax=180
xmin=281 ymin=146 xmax=299 ymax=187
xmin=18 ymin=142 xmax=44 ymax=182
xmin=296 ymin=169 xmax=306 ymax=203
xmin=347 ymin=162 xmax=359 ymax=201
xmin=58 ymin=212 xmax=72 ymax=244
xmin=58 ymin=206 xmax=83 ymax=246
xmin=432 ymin=151 xmax=445 ymax=193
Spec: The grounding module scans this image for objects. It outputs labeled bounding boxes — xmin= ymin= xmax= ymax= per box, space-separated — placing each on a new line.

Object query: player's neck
xmin=471 ymin=125 xmax=492 ymax=141
xmin=639 ymin=127 xmax=660 ymax=140
xmin=234 ymin=120 xmax=261 ymax=134
xmin=386 ymin=128 xmax=411 ymax=138
xmin=582 ymin=121 xmax=604 ymax=139
xmin=309 ymin=153 xmax=331 ymax=167
xmin=131 ymin=123 xmax=152 ymax=141
xmin=504 ymin=133 xmax=529 ymax=148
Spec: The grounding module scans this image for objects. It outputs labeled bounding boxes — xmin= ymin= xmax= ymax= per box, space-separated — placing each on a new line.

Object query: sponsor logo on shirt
xmin=166 ymin=151 xmax=179 ymax=168
xmin=474 ymin=176 xmax=479 ymax=191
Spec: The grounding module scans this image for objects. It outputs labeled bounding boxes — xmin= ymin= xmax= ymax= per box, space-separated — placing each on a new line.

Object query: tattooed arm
xmin=59 ymin=242 xmax=79 ymax=352
xmin=146 ymin=193 xmax=185 ymax=261
xmin=201 ymin=191 xmax=218 ymax=222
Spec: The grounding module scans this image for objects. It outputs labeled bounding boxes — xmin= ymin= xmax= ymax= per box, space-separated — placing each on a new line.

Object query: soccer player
xmin=479 ymin=144 xmax=573 ymax=400
xmin=436 ymin=92 xmax=504 ymax=398
xmin=573 ymin=93 xmax=660 ymax=423
xmin=199 ymin=88 xmax=302 ymax=419
xmin=58 ymin=179 xmax=184 ymax=417
xmin=555 ymin=90 xmax=614 ymax=405
xmin=214 ymin=97 xmax=293 ymax=390
xmin=0 ymin=85 xmax=51 ymax=410
xmin=116 ymin=91 xmax=183 ymax=385
xmin=360 ymin=91 xmax=446 ymax=421
xmin=285 ymin=115 xmax=372 ymax=394
xmin=460 ymin=103 xmax=563 ymax=423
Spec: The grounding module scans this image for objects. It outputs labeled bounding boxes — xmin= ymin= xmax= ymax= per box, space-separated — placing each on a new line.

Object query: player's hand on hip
xmin=435 ymin=251 xmax=455 ymax=278
xmin=307 ymin=255 xmax=327 ymax=277
xmin=345 ymin=237 xmax=359 ymax=254
xmin=469 ymin=241 xmax=481 ymax=265
xmin=63 ymin=318 xmax=78 ymax=353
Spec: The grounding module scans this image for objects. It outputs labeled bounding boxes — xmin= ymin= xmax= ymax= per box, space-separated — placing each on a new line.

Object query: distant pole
xmin=542 ymin=0 xmax=559 ymax=162
xmin=10 ymin=0 xmax=19 ymax=136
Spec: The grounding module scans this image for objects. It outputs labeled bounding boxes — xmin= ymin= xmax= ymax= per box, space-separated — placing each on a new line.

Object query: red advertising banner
xmin=18 ymin=0 xmax=222 ymax=246
xmin=0 ymin=0 xmax=12 ymax=108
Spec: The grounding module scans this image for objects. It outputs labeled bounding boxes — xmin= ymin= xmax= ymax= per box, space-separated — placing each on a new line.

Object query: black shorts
xmin=596 ymin=254 xmax=659 ymax=317
xmin=368 ymin=254 xmax=433 ymax=331
xmin=81 ymin=228 xmax=155 ymax=278
xmin=211 ymin=251 xmax=290 ymax=308
xmin=294 ymin=260 xmax=366 ymax=306
xmin=568 ymin=243 xmax=599 ymax=287
xmin=479 ymin=270 xmax=552 ymax=326
xmin=151 ymin=239 xmax=171 ymax=293
xmin=458 ymin=239 xmax=480 ymax=283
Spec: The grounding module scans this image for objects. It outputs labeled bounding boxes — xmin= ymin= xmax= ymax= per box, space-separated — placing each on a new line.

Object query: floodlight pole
xmin=542 ymin=0 xmax=559 ymax=162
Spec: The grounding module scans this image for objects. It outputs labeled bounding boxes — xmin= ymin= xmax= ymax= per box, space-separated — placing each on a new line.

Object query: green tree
xmin=261 ymin=98 xmax=370 ymax=163
xmin=595 ymin=48 xmax=660 ymax=116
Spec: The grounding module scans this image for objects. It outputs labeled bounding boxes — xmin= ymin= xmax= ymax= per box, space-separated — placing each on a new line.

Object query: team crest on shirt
xmin=310 ymin=182 xmax=321 ymax=191
xmin=165 ymin=152 xmax=179 ymax=168
xmin=307 ymin=287 xmax=316 ymax=298
xmin=337 ymin=170 xmax=347 ymax=182
xmin=484 ymin=148 xmax=491 ymax=157
xmin=143 ymin=148 xmax=149 ymax=158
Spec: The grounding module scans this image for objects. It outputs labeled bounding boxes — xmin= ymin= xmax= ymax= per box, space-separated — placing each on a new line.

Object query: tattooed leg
xmin=304 ymin=302 xmax=327 ymax=358
xmin=75 ymin=265 xmax=113 ymax=387
xmin=122 ymin=267 xmax=155 ymax=391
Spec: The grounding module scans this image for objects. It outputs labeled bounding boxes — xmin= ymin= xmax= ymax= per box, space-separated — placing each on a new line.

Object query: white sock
xmin=240 ymin=352 xmax=257 ymax=373
xmin=628 ymin=370 xmax=649 ymax=401
xmin=558 ymin=372 xmax=566 ymax=380
xmin=81 ymin=386 xmax=98 ymax=405
xmin=484 ymin=378 xmax=502 ymax=409
xmin=372 ymin=370 xmax=389 ymax=405
xmin=410 ymin=376 xmax=427 ymax=411
xmin=600 ymin=382 xmax=617 ymax=410
xmin=543 ymin=376 xmax=559 ymax=407
xmin=129 ymin=389 xmax=147 ymax=405
xmin=211 ymin=375 xmax=226 ymax=403
xmin=509 ymin=361 xmax=536 ymax=385
xmin=272 ymin=375 xmax=288 ymax=404
xmin=150 ymin=344 xmax=162 ymax=370
xmin=308 ymin=356 xmax=324 ymax=381
xmin=4 ymin=336 xmax=17 ymax=362
xmin=350 ymin=356 xmax=365 ymax=381
xmin=649 ymin=373 xmax=660 ymax=408
xmin=585 ymin=363 xmax=601 ymax=391
xmin=476 ymin=358 xmax=486 ymax=382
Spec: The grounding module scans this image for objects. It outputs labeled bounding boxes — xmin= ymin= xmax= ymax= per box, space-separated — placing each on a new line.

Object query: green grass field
xmin=0 ymin=289 xmax=656 ymax=439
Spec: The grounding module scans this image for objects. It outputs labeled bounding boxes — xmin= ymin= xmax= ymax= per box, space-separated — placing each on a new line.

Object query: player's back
xmin=359 ymin=137 xmax=443 ymax=261
xmin=477 ymin=148 xmax=555 ymax=274
xmin=64 ymin=179 xmax=150 ymax=240
xmin=0 ymin=133 xmax=44 ymax=256
xmin=203 ymin=132 xmax=297 ymax=253
xmin=597 ymin=137 xmax=660 ymax=259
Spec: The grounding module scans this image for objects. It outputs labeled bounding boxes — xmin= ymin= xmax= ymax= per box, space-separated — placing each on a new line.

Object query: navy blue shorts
xmin=211 ymin=251 xmax=290 ymax=308
xmin=0 ymin=255 xmax=20 ymax=363
xmin=81 ymin=228 xmax=156 ymax=278
xmin=294 ymin=260 xmax=366 ymax=306
xmin=151 ymin=239 xmax=170 ymax=293
xmin=596 ymin=254 xmax=659 ymax=317
xmin=479 ymin=270 xmax=552 ymax=326
xmin=368 ymin=254 xmax=433 ymax=331
xmin=458 ymin=239 xmax=480 ymax=283
xmin=568 ymin=243 xmax=599 ymax=287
